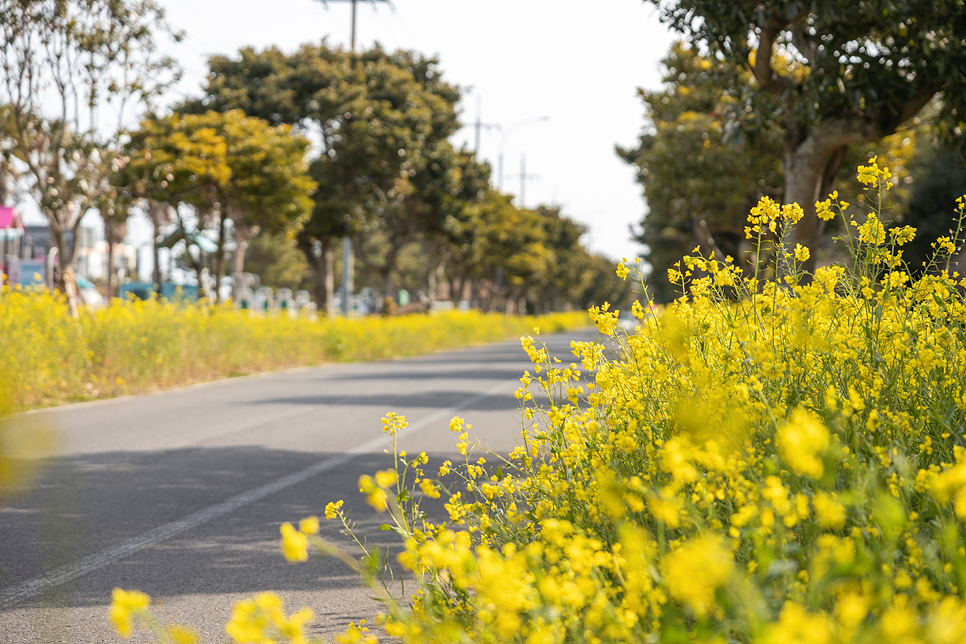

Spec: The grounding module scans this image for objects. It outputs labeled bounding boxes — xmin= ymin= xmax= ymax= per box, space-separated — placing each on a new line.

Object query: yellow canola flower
xmin=166 ymin=625 xmax=199 ymax=644
xmin=815 ymin=193 xmax=838 ymax=221
xmin=109 ymin=588 xmax=151 ymax=639
xmin=664 ymin=536 xmax=733 ymax=615
xmin=857 ymin=154 xmax=893 ymax=188
xmin=589 ymin=302 xmax=619 ymax=336
xmin=280 ymin=522 xmax=309 ymax=562
xmin=298 ymin=515 xmax=320 ymax=535
xmin=375 ymin=469 xmax=397 ymax=488
xmin=420 ymin=478 xmax=441 ymax=499
xmin=324 ymin=500 xmax=343 ymax=520
xmin=813 ymin=492 xmax=847 ymax=530
xmin=760 ymin=602 xmax=837 ymax=644
xmin=794 ymin=244 xmax=810 ymax=262
xmin=226 ymin=592 xmax=314 ymax=644
xmin=776 ymin=409 xmax=830 ymax=478
xmin=358 ymin=475 xmax=389 ymax=512
xmin=857 ymin=214 xmax=886 ymax=245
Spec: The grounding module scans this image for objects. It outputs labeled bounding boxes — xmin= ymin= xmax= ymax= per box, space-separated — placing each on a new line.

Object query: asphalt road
xmin=0 ymin=328 xmax=593 ymax=644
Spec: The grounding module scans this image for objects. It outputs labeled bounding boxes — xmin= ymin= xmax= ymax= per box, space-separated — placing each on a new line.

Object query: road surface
xmin=0 ymin=329 xmax=591 ymax=644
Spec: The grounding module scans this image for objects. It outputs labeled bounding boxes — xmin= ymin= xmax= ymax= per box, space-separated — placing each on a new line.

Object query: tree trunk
xmin=233 ymin=230 xmax=248 ymax=276
xmin=147 ymin=201 xmax=168 ymax=293
xmin=782 ymin=116 xmax=881 ymax=274
xmin=299 ymin=235 xmax=335 ymax=315
xmin=213 ymin=213 xmax=228 ymax=303
xmin=427 ymin=263 xmax=437 ymax=310
xmin=107 ymin=240 xmax=115 ymax=298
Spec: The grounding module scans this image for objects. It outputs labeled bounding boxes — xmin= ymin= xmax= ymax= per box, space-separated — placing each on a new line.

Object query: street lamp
xmin=497 ymin=116 xmax=550 ymax=191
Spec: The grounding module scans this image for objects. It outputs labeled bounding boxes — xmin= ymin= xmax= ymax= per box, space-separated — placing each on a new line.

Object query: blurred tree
xmin=182 ymin=43 xmax=461 ymax=311
xmin=0 ymin=0 xmax=180 ymax=290
xmin=242 ymin=233 xmax=310 ymax=292
xmin=623 ymin=41 xmax=929 ymax=300
xmin=646 ymin=0 xmax=966 ymax=270
xmin=0 ymin=106 xmax=20 ymax=206
xmin=121 ymin=111 xmax=314 ymax=300
xmin=895 ymin=147 xmax=966 ymax=272
xmin=619 ymin=43 xmax=784 ymax=301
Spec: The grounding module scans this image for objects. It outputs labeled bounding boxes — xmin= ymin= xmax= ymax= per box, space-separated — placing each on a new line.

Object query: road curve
xmin=0 ymin=329 xmax=592 ymax=644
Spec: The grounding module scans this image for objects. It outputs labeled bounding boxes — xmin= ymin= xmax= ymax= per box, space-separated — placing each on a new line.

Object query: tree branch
xmin=751 ymin=16 xmax=795 ymax=98
xmin=790 ymin=23 xmax=819 ymax=66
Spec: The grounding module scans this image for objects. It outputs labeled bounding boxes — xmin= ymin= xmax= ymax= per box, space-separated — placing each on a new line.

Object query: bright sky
xmin=153 ymin=0 xmax=676 ymax=262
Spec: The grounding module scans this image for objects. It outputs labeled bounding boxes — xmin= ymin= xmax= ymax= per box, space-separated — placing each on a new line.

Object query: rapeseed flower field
xmin=113 ymin=160 xmax=966 ymax=644
xmin=0 ymin=297 xmax=586 ymax=411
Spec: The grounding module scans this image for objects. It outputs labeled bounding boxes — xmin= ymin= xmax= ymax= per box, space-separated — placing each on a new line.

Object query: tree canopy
xmin=121 ymin=110 xmax=314 ymax=299
xmin=182 ymin=43 xmax=462 ymax=310
xmin=0 ymin=0 xmax=180 ymax=287
xmin=645 ymin=0 xmax=966 ymax=270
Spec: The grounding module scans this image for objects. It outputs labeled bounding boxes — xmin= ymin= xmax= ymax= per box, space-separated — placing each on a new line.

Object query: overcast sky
xmin=156 ymin=0 xmax=676 ymax=261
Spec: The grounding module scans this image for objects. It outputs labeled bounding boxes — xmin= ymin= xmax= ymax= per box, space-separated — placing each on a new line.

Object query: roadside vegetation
xmin=110 ymin=161 xmax=966 ymax=644
xmin=0 ymin=293 xmax=587 ymax=412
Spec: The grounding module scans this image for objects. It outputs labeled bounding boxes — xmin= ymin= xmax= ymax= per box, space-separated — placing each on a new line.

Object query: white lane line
xmin=0 ymin=379 xmax=517 ymax=610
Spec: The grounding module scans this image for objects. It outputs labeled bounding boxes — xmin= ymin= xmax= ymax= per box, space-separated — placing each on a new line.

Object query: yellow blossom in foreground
xmin=358 ymin=475 xmax=389 ymax=512
xmin=226 ymin=592 xmax=314 ymax=644
xmin=298 ymin=515 xmax=320 ymax=535
xmin=375 ymin=469 xmax=397 ymax=488
xmin=776 ymin=409 xmax=830 ymax=478
xmin=665 ymin=536 xmax=734 ymax=614
xmin=110 ymin=588 xmax=151 ymax=638
xmin=280 ymin=522 xmax=309 ymax=562
xmin=761 ymin=602 xmax=837 ymax=644
xmin=813 ymin=492 xmax=847 ymax=530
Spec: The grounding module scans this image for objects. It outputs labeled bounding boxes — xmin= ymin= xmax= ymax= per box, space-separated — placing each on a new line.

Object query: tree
xmin=623 ymin=41 xmax=932 ymax=299
xmin=242 ymin=233 xmax=310 ymax=292
xmin=181 ymin=43 xmax=462 ymax=311
xmin=121 ymin=111 xmax=314 ymax=300
xmin=619 ymin=43 xmax=784 ymax=301
xmin=646 ymin=1 xmax=966 ymax=270
xmin=896 ymin=146 xmax=966 ymax=272
xmin=0 ymin=0 xmax=180 ymax=290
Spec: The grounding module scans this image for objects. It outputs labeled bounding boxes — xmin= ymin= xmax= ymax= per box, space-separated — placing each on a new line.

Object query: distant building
xmin=3 ymin=218 xmax=136 ymax=286
xmin=1 ymin=206 xmax=25 ymax=285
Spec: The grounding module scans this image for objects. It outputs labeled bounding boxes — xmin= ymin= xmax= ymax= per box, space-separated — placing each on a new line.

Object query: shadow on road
xmin=0 ymin=445 xmax=463 ymax=611
xmin=247 ymin=390 xmax=523 ymax=412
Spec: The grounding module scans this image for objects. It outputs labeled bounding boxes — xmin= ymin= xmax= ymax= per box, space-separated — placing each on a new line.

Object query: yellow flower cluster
xmin=109 ymin=588 xmax=197 ymax=643
xmin=103 ymin=163 xmax=966 ymax=644
xmin=0 ymin=296 xmax=588 ymax=412
xmin=225 ymin=592 xmax=314 ymax=644
xmin=286 ymin=165 xmax=966 ymax=644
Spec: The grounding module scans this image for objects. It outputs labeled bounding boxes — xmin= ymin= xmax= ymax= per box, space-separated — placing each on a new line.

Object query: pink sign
xmin=0 ymin=206 xmax=22 ymax=230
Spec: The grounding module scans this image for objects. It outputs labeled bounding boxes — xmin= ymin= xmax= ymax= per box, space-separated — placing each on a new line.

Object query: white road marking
xmin=0 ymin=379 xmax=516 ymax=609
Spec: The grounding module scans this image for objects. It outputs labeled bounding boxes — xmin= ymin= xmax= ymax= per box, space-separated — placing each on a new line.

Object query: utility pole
xmin=472 ymin=95 xmax=500 ymax=155
xmin=509 ymin=155 xmax=540 ymax=208
xmin=318 ymin=0 xmax=392 ymax=51
xmin=497 ymin=115 xmax=549 ymax=190
xmin=317 ymin=0 xmax=391 ymax=314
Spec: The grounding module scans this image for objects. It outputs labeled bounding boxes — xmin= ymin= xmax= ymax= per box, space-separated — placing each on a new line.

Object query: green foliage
xmin=121 ymin=110 xmax=315 ymax=294
xmin=896 ymin=147 xmax=966 ymax=271
xmin=183 ymin=43 xmax=463 ymax=305
xmin=619 ymin=43 xmax=783 ymax=301
xmin=644 ymin=0 xmax=966 ymax=262
xmin=623 ymin=41 xmax=931 ymax=299
xmin=243 ymin=234 xmax=311 ymax=292
xmin=0 ymin=0 xmax=179 ymax=275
